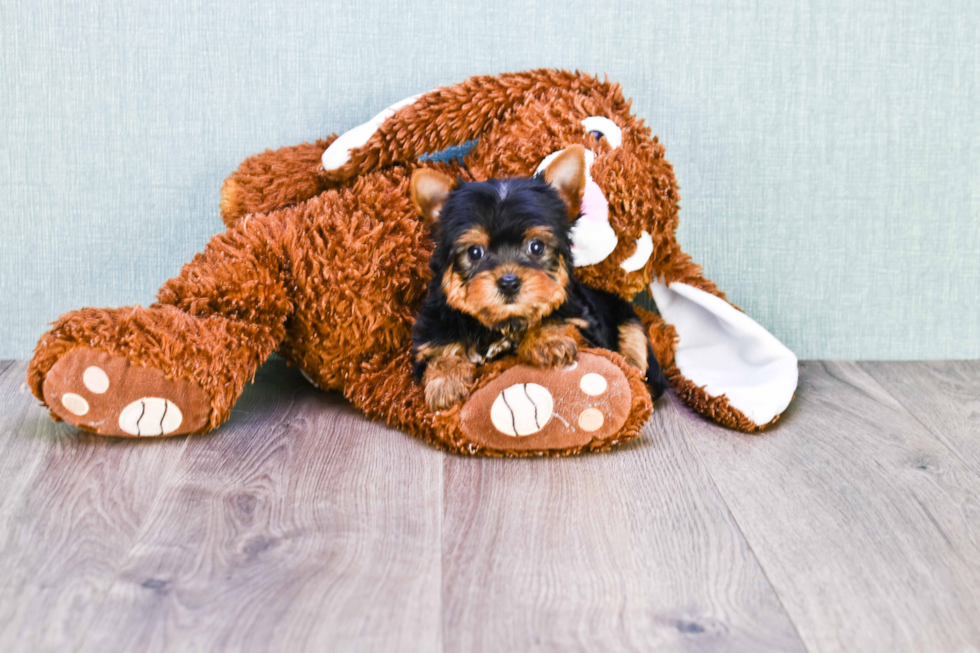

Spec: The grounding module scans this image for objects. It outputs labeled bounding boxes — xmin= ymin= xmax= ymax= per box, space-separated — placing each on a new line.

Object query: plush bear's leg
xmin=28 ymin=214 xmax=293 ymax=437
xmin=645 ymin=246 xmax=799 ymax=432
xmin=219 ymin=137 xmax=337 ymax=226
xmin=344 ymin=347 xmax=654 ymax=456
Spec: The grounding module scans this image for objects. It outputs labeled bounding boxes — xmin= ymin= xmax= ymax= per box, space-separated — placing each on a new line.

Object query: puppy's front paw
xmin=425 ymin=376 xmax=471 ymax=411
xmin=422 ymin=354 xmax=475 ymax=412
xmin=519 ymin=332 xmax=578 ymax=368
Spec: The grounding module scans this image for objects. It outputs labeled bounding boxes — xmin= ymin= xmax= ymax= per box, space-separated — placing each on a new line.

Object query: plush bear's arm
xmin=219 ymin=136 xmax=337 ymax=226
xmin=641 ymin=276 xmax=799 ymax=433
xmin=322 ymin=69 xmax=615 ymax=182
xmin=645 ymin=240 xmax=799 ymax=432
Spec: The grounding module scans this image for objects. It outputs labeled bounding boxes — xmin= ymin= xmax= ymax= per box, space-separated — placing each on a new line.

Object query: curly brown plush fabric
xmin=28 ymin=69 xmax=787 ymax=454
xmin=220 ymin=137 xmax=338 ymax=225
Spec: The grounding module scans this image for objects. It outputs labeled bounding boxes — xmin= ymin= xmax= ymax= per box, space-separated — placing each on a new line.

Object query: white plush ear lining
xmin=322 ymin=93 xmax=424 ymax=170
xmin=620 ymin=231 xmax=653 ymax=272
xmin=650 ymin=279 xmax=798 ymax=426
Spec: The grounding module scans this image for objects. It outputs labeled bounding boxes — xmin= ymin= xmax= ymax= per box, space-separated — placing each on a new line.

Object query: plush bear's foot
xmin=459 ymin=352 xmax=636 ymax=453
xmin=41 ymin=347 xmax=211 ymax=437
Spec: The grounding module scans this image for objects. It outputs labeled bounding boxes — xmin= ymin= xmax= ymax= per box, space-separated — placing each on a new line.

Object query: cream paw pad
xmin=461 ymin=351 xmax=633 ymax=452
xmin=41 ymin=346 xmax=211 ymax=437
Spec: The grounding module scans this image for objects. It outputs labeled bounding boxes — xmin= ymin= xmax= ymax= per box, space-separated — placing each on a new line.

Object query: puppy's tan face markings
xmin=441 ymin=224 xmax=569 ymax=330
xmin=449 ymin=226 xmax=490 ymax=277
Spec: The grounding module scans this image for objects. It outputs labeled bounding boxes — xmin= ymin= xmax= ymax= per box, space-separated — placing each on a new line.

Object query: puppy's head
xmin=411 ymin=145 xmax=587 ymax=331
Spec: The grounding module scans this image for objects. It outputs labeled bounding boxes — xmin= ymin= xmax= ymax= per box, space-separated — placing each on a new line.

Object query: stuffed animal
xmin=27 ymin=69 xmax=798 ymax=456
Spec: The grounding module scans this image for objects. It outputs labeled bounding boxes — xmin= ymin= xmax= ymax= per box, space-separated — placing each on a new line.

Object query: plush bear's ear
xmin=410 ymin=169 xmax=454 ymax=225
xmin=543 ymin=144 xmax=587 ymax=219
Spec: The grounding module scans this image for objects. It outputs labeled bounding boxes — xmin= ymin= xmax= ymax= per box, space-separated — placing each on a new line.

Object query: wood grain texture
xmin=0 ymin=362 xmax=46 ymax=522
xmin=682 ymin=361 xmax=980 ymax=653
xmin=442 ymin=396 xmax=807 ymax=653
xmin=4 ymin=359 xmax=980 ymax=652
xmin=76 ymin=358 xmax=444 ymax=653
xmin=861 ymin=361 xmax=980 ymax=476
xmin=0 ymin=362 xmax=188 ymax=653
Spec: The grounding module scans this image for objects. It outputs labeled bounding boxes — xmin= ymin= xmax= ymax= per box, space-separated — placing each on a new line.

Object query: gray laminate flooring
xmin=0 ymin=358 xmax=977 ymax=653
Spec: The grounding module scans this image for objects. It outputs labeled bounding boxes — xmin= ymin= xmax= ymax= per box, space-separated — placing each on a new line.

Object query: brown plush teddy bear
xmin=27 ymin=69 xmax=798 ymax=456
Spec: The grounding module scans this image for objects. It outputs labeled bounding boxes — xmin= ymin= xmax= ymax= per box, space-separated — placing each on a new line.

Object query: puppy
xmin=410 ymin=145 xmax=669 ymax=411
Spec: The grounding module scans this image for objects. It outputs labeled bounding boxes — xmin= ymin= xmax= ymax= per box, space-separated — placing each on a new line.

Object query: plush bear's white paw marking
xmin=461 ymin=352 xmax=633 ymax=451
xmin=579 ymin=373 xmax=608 ymax=396
xmin=321 ymin=93 xmax=424 ymax=170
xmin=577 ymin=408 xmax=605 ymax=432
xmin=83 ymin=366 xmax=110 ymax=394
xmin=620 ymin=231 xmax=653 ymax=272
xmin=490 ymin=383 xmax=554 ymax=436
xmin=61 ymin=393 xmax=89 ymax=416
xmin=490 ymin=372 xmax=614 ymax=436
xmin=118 ymin=398 xmax=183 ymax=436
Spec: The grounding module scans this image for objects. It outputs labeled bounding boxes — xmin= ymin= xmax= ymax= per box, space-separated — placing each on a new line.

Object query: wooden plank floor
xmin=0 ymin=358 xmax=977 ymax=653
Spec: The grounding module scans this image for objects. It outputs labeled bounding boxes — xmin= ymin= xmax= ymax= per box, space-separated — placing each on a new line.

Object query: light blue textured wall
xmin=1 ymin=0 xmax=978 ymax=360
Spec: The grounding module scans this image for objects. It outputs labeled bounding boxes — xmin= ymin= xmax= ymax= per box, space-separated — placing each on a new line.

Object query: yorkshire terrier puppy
xmin=410 ymin=145 xmax=669 ymax=411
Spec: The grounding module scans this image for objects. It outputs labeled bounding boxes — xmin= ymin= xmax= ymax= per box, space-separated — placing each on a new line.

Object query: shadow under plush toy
xmin=28 ymin=69 xmax=798 ymax=456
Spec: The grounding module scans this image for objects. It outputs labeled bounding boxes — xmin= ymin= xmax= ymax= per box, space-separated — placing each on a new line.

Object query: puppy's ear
xmin=543 ymin=144 xmax=587 ymax=219
xmin=410 ymin=169 xmax=454 ymax=225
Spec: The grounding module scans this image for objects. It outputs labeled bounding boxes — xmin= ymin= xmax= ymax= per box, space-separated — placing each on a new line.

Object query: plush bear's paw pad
xmin=489 ymin=383 xmax=553 ymax=436
xmin=461 ymin=352 xmax=632 ymax=452
xmin=118 ymin=398 xmax=184 ymax=436
xmin=42 ymin=347 xmax=210 ymax=437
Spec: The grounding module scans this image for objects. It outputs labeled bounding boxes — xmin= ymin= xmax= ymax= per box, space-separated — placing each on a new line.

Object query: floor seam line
xmin=856 ymin=361 xmax=980 ymax=483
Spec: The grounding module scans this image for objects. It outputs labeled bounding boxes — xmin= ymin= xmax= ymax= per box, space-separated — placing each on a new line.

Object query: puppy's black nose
xmin=496 ymin=273 xmax=521 ymax=296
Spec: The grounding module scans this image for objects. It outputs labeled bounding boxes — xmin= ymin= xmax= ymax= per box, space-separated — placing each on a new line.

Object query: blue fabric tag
xmin=417 ymin=139 xmax=478 ymax=165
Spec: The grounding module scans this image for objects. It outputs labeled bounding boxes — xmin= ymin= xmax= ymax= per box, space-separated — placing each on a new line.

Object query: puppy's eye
xmin=589 ymin=130 xmax=605 ymax=140
xmin=467 ymin=245 xmax=485 ymax=261
xmin=528 ymin=239 xmax=546 ymax=256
